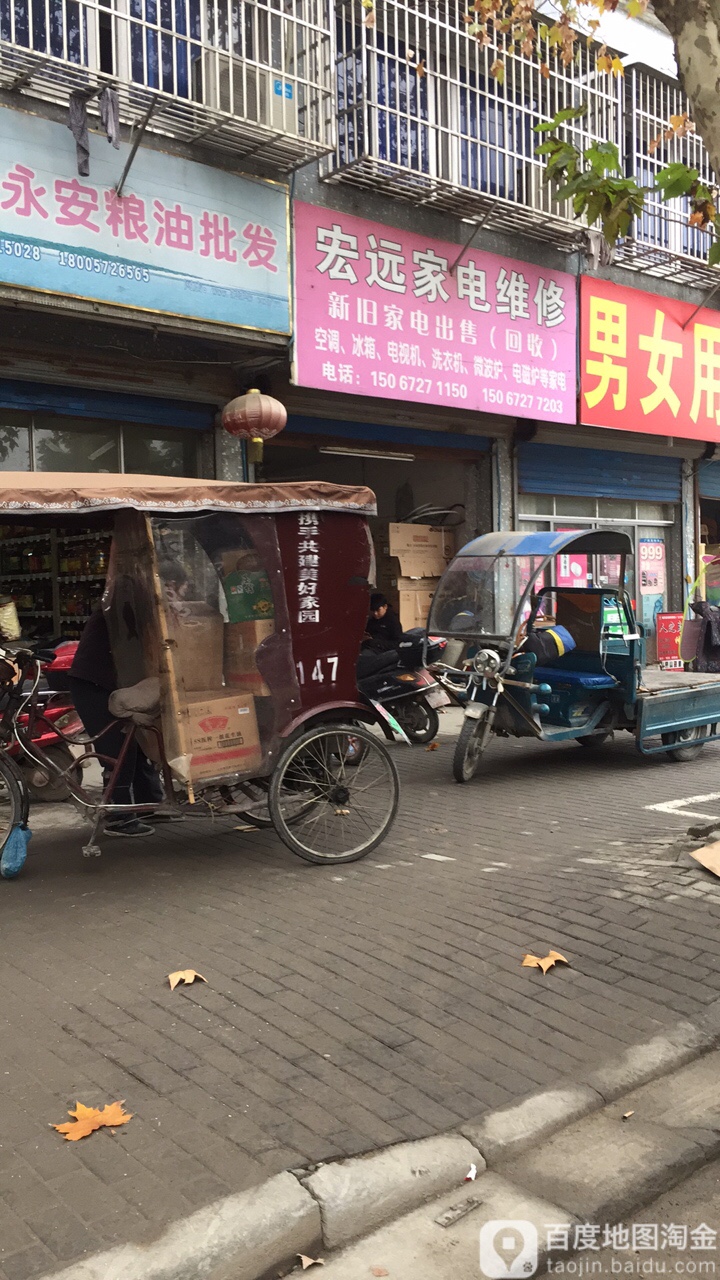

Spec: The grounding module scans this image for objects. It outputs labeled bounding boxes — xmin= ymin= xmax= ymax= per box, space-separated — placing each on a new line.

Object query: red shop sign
xmin=581 ymin=278 xmax=720 ymax=443
xmin=656 ymin=612 xmax=684 ymax=663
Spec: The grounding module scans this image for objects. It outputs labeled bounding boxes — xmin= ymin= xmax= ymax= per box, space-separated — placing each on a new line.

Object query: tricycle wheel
xmin=661 ymin=725 xmax=708 ymax=762
xmin=453 ymin=717 xmax=486 ymax=783
xmin=577 ymin=732 xmax=611 ymax=750
xmin=268 ymin=723 xmax=399 ymax=865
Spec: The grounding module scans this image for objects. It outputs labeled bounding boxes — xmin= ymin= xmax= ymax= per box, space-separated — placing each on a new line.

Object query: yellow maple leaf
xmin=610 ymin=55 xmax=624 ymax=76
xmin=53 ymin=1100 xmax=133 ymax=1141
xmin=522 ymin=950 xmax=569 ymax=975
xmin=168 ymin=969 xmax=206 ymax=991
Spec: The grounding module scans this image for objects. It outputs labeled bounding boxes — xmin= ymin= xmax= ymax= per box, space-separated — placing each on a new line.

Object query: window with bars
xmin=327 ymin=0 xmax=624 ymax=233
xmin=0 ymin=0 xmax=334 ymax=165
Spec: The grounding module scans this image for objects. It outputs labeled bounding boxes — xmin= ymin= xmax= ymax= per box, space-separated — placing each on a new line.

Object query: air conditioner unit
xmin=197 ymin=56 xmax=299 ymax=134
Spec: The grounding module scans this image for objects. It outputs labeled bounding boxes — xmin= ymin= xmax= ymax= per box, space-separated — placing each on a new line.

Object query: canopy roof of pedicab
xmin=455 ymin=528 xmax=633 ymax=559
xmin=0 ymin=474 xmax=377 ymax=518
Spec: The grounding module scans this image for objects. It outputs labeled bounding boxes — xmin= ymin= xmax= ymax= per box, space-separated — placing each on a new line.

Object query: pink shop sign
xmin=293 ymin=202 xmax=577 ymax=424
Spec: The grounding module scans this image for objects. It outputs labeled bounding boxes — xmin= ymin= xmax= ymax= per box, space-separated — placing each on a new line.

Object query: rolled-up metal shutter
xmin=698 ymin=460 xmax=720 ymax=499
xmin=518 ymin=443 xmax=682 ymax=503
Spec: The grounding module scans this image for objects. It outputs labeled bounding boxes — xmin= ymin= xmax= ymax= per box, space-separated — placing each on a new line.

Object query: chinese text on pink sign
xmin=293 ymin=202 xmax=577 ymax=424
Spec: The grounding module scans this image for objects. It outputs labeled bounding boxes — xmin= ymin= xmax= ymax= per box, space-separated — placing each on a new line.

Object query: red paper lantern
xmin=221 ymin=389 xmax=287 ymax=441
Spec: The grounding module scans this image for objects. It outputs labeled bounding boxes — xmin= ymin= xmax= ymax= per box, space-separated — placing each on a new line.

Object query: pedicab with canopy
xmin=428 ymin=528 xmax=720 ymax=783
xmin=0 ymin=473 xmax=400 ymax=875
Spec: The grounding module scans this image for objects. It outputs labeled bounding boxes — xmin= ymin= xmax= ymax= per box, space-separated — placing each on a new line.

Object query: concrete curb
xmin=40 ymin=1171 xmax=321 ymax=1280
xmin=40 ymin=1000 xmax=720 ymax=1280
xmin=302 ymin=1133 xmax=483 ymax=1250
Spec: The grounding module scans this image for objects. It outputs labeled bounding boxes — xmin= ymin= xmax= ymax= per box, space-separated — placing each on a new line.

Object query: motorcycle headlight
xmin=473 ymin=648 xmax=501 ymax=677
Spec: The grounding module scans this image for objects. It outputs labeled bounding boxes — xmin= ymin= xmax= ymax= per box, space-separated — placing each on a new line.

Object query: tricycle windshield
xmin=428 ymin=554 xmax=547 ymax=639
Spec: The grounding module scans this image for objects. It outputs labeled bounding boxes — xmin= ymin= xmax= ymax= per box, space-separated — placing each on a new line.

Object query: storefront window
xmin=123 ymin=425 xmax=197 ymax=476
xmin=0 ymin=415 xmax=30 ymax=470
xmin=555 ymin=496 xmax=591 ymax=517
xmin=598 ymin=498 xmax=633 ymax=519
xmin=34 ymin=417 xmax=120 ymax=472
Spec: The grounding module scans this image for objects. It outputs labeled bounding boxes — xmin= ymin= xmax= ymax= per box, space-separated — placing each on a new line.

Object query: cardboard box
xmin=379 ymin=576 xmax=440 ymax=631
xmin=224 ymin=618 xmax=274 ymax=695
xmin=167 ymin=601 xmax=224 ymax=692
xmin=374 ymin=522 xmax=454 ymax=581
xmin=180 ymin=691 xmax=262 ymax=781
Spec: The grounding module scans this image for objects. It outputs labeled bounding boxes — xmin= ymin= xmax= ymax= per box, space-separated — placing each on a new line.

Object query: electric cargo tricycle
xmin=427 ymin=529 xmax=720 ymax=783
xmin=0 ymin=473 xmax=400 ymax=875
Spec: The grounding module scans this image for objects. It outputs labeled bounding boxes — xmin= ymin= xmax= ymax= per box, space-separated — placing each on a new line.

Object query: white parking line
xmin=645 ymin=791 xmax=720 ymax=821
xmin=421 ymin=853 xmax=456 ymax=862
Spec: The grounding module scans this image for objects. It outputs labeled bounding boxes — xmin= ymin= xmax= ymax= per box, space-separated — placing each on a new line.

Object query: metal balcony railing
xmin=616 ymin=65 xmax=718 ymax=287
xmin=322 ymin=0 xmax=624 ymax=249
xmin=0 ymin=0 xmax=334 ymax=167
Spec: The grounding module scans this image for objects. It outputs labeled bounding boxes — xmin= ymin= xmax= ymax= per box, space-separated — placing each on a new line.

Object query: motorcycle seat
xmin=356 ymin=650 xmax=399 ymax=680
xmin=534 ymin=667 xmax=617 ymax=690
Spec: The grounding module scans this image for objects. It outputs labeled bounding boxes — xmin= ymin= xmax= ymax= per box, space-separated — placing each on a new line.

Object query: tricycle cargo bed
xmin=638 ymin=669 xmax=720 ymax=695
xmin=636 ymin=668 xmax=720 ymax=752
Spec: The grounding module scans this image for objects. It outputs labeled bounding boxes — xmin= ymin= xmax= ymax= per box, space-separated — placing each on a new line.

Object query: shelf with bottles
xmin=2 ymin=572 xmax=53 ymax=581
xmin=11 ymin=582 xmax=53 ymax=614
xmin=18 ymin=610 xmax=53 ymax=618
xmin=57 ymin=539 xmax=109 ymax=578
xmin=58 ymin=575 xmax=106 ymax=584
xmin=0 ymin=530 xmax=51 ymax=546
xmin=2 ymin=545 xmax=53 ymax=576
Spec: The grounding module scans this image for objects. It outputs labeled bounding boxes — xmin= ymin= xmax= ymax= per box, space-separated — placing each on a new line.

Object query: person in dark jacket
xmin=69 ymin=608 xmax=163 ymax=838
xmin=363 ymin=592 xmax=403 ymax=653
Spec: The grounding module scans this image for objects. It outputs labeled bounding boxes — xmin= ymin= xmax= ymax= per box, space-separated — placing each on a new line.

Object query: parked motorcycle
xmin=2 ymin=642 xmax=84 ymax=801
xmin=356 ymin=630 xmax=449 ymax=745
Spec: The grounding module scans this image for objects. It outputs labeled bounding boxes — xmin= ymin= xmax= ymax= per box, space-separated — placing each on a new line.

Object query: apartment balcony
xmin=0 ymin=0 xmax=334 ymax=168
xmin=616 ymin=65 xmax=718 ymax=288
xmin=322 ymin=0 xmax=624 ymax=250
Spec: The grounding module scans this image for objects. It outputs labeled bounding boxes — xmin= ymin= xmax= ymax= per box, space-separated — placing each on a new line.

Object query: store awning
xmin=0 ymin=473 xmax=377 ymax=517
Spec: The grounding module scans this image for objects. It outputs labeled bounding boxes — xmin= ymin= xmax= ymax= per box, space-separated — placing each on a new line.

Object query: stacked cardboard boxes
xmin=373 ymin=522 xmax=455 ymax=631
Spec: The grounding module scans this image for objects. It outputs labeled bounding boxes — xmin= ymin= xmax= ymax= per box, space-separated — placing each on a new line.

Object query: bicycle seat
xmin=109 ymin=677 xmax=161 ymax=726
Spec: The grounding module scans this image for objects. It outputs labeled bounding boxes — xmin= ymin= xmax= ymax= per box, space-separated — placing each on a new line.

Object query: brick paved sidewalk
xmin=2 ymin=728 xmax=720 ymax=1280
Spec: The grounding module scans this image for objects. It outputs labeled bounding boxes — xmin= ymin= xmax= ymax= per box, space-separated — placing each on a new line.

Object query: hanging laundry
xmin=99 ymin=87 xmax=121 ymax=150
xmin=68 ymin=91 xmax=90 ymax=176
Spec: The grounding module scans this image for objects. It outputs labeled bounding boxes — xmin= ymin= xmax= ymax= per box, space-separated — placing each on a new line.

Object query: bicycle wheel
xmin=268 ymin=723 xmax=399 ymax=865
xmin=0 ymin=753 xmax=30 ymax=879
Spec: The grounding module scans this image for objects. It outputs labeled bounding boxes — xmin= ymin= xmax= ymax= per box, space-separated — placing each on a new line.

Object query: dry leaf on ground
xmin=298 ymin=1256 xmax=324 ymax=1270
xmin=426 ymin=742 xmax=440 ymax=751
xmin=522 ymin=949 xmax=569 ymax=975
xmin=690 ymin=843 xmax=720 ymax=878
xmin=371 ymin=1269 xmax=389 ymax=1278
xmin=52 ymin=1100 xmax=132 ymax=1141
xmin=168 ymin=969 xmax=206 ymax=991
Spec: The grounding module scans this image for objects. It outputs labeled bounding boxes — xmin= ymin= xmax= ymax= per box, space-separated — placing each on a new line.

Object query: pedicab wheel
xmin=661 ymin=725 xmax=707 ymax=762
xmin=453 ymin=718 xmax=486 ymax=783
xmin=268 ymin=723 xmax=399 ymax=865
xmin=234 ymin=778 xmax=304 ymax=829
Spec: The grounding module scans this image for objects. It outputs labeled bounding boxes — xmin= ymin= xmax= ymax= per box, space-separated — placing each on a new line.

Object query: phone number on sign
xmin=57 ymin=251 xmax=150 ymax=282
xmin=2 ymin=240 xmax=41 ymax=261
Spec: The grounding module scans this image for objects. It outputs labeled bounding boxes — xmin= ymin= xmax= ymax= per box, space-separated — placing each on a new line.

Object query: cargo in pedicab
xmin=0 ymin=473 xmax=400 ymax=878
